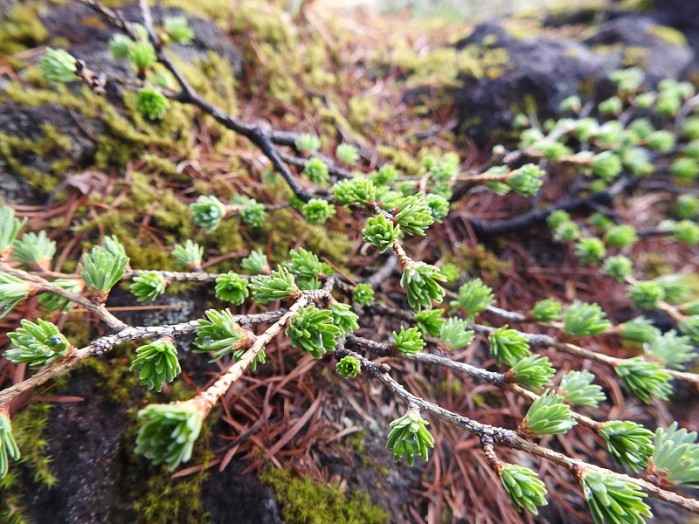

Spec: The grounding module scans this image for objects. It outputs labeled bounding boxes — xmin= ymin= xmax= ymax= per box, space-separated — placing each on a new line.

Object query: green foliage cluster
xmin=438 ymin=318 xmax=474 ymax=350
xmin=250 ymin=267 xmax=298 ymax=303
xmin=287 ymin=306 xmax=342 ymax=358
xmin=135 ymin=402 xmax=203 ymax=471
xmin=386 ymin=411 xmax=434 ymax=466
xmin=194 ymin=309 xmax=250 ymax=361
xmin=580 ymin=470 xmax=651 ymax=524
xmin=392 ymin=326 xmax=425 ymax=354
xmin=4 ymin=319 xmax=70 ymax=368
xmin=336 ymin=355 xmax=362 ymax=378
xmin=498 ymin=463 xmax=548 ymax=515
xmin=520 ymin=391 xmax=576 ymax=437
xmin=130 ymin=338 xmax=181 ymax=392
xmin=488 ymin=326 xmax=530 ymax=366
xmin=130 ymin=271 xmax=167 ymax=304
xmin=80 ymin=236 xmax=129 ymax=295
xmin=400 ymin=262 xmax=446 ymax=312
xmin=559 ymin=371 xmax=606 ymax=408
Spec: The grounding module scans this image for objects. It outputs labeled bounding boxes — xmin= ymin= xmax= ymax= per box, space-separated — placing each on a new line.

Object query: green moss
xmin=141 ymin=154 xmax=180 ymax=177
xmin=0 ymin=120 xmax=78 ymax=191
xmin=647 ymin=25 xmax=687 ymax=47
xmin=266 ymin=208 xmax=353 ymax=267
xmin=619 ymin=0 xmax=654 ymax=10
xmin=381 ymin=40 xmax=509 ymax=89
xmin=3 ymin=46 xmax=237 ymax=177
xmin=61 ymin=318 xmax=95 ymax=349
xmin=375 ymin=145 xmax=422 ymax=175
xmin=0 ymin=138 xmax=57 ymax=192
xmin=0 ymin=403 xmax=55 ymax=524
xmin=226 ymin=2 xmax=341 ymax=105
xmin=68 ymin=169 xmax=197 ymax=269
xmin=164 ymin=0 xmax=232 ymax=27
xmin=204 ymin=219 xmax=244 ymax=261
xmin=260 ymin=468 xmax=388 ymax=524
xmin=0 ymin=3 xmax=48 ymax=55
xmin=639 ymin=252 xmax=673 ymax=278
xmin=348 ymin=95 xmax=389 ymax=135
xmin=2 ymin=80 xmax=190 ymax=188
xmin=500 ymin=19 xmax=542 ymax=40
xmin=82 ymin=347 xmax=144 ymax=404
xmin=348 ymin=430 xmax=366 ymax=455
xmin=450 ymin=244 xmax=509 ymax=281
xmin=10 ymin=403 xmax=56 ymax=486
xmin=3 ymin=82 xmax=87 ymax=109
xmin=0 ymin=483 xmax=26 ymax=524
xmin=132 ymin=468 xmax=212 ymax=524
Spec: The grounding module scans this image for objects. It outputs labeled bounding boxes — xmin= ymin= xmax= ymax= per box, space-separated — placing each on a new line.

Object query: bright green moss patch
xmin=0 ymin=403 xmax=55 ymax=524
xmin=266 ymin=208 xmax=353 ymax=267
xmin=82 ymin=348 xmax=143 ymax=404
xmin=381 ymin=40 xmax=510 ymax=89
xmin=0 ymin=3 xmax=48 ymax=55
xmin=9 ymin=403 xmax=56 ymax=487
xmin=132 ymin=470 xmax=212 ymax=524
xmin=0 ymin=122 xmax=75 ymax=192
xmin=260 ymin=468 xmax=388 ymax=524
xmin=647 ymin=25 xmax=687 ymax=47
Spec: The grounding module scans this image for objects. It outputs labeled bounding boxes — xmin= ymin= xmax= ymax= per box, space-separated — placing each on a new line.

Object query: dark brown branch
xmin=465 ymin=175 xmax=636 ymax=237
xmin=278 ymin=151 xmax=353 ymax=180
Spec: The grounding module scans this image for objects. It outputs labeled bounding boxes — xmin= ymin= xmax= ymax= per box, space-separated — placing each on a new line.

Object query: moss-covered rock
xmin=447 ymin=11 xmax=694 ymax=142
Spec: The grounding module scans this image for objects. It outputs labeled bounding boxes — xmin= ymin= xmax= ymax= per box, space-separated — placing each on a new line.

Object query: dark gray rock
xmin=583 ymin=14 xmax=694 ymax=83
xmin=453 ymin=21 xmax=613 ymax=143
xmin=650 ymin=0 xmax=699 ymax=68
xmin=452 ymin=15 xmax=694 ymax=143
xmin=0 ymin=2 xmax=242 ymax=204
xmin=23 ymin=372 xmax=133 ymax=524
xmin=0 ymin=103 xmax=104 ymax=203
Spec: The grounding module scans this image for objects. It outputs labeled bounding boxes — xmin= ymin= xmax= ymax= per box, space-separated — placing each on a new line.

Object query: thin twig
xmin=0 ymin=262 xmax=125 ymax=331
xmin=0 ymin=310 xmax=285 ymax=408
xmin=196 ymin=285 xmax=332 ymax=412
xmin=368 ymin=300 xmax=699 ymax=386
xmin=464 ymin=176 xmax=635 ymax=236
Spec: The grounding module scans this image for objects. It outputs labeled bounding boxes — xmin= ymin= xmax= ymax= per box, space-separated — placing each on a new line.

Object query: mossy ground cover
xmin=260 ymin=468 xmax=389 ymax=524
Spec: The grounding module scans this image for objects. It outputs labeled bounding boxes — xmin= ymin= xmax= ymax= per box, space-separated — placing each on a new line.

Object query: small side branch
xmin=0 ymin=310 xmax=285 ymax=408
xmin=0 ymin=262 xmax=125 ymax=331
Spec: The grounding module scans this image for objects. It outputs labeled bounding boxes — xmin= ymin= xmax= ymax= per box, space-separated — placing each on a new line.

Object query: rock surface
xmin=0 ymin=103 xmax=103 ymax=203
xmin=0 ymin=2 xmax=242 ymax=204
xmin=453 ymin=21 xmax=613 ymax=143
xmin=452 ymin=12 xmax=695 ymax=142
xmin=650 ymin=0 xmax=699 ymax=68
xmin=582 ymin=13 xmax=694 ymax=83
xmin=41 ymin=3 xmax=242 ymax=79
